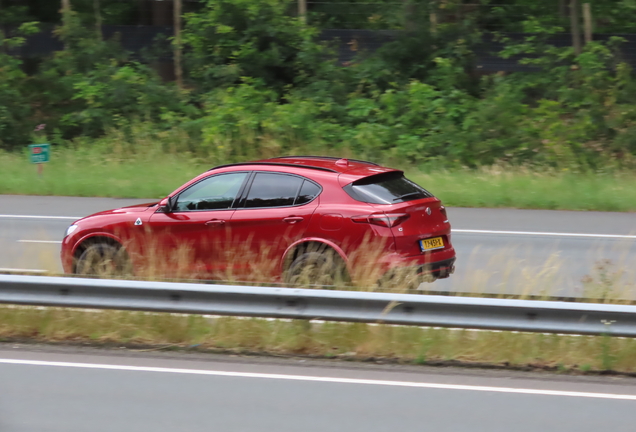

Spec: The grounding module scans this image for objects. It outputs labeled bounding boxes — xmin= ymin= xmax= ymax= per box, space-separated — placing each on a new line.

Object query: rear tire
xmin=284 ymin=250 xmax=349 ymax=287
xmin=75 ymin=243 xmax=131 ymax=277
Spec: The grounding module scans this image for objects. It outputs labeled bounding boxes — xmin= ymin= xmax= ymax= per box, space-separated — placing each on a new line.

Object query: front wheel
xmin=75 ymin=243 xmax=131 ymax=277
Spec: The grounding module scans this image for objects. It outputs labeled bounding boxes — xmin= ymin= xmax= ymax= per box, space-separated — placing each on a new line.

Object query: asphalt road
xmin=1 ymin=345 xmax=636 ymax=432
xmin=1 ymin=195 xmax=636 ymax=298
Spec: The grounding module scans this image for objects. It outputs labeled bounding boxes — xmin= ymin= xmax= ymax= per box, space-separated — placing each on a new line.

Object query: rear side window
xmin=343 ymin=172 xmax=433 ymax=204
xmin=244 ymin=173 xmax=304 ymax=208
xmin=295 ymin=180 xmax=321 ymax=205
xmin=242 ymin=173 xmax=322 ymax=208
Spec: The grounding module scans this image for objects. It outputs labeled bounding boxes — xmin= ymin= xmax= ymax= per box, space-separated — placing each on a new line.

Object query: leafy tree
xmin=30 ymin=12 xmax=194 ymax=139
xmin=0 ymin=22 xmax=39 ymax=149
xmin=182 ymin=0 xmax=331 ymax=93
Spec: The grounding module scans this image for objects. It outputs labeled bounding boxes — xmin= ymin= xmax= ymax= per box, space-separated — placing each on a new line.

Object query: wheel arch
xmin=281 ymin=238 xmax=349 ymax=274
xmin=72 ymin=233 xmax=127 ymax=273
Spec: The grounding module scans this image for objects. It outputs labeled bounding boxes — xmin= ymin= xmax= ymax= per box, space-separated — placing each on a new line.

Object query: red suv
xmin=61 ymin=156 xmax=455 ymax=285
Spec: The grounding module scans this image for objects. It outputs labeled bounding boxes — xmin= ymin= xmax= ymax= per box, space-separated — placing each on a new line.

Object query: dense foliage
xmin=2 ymin=0 xmax=636 ymax=169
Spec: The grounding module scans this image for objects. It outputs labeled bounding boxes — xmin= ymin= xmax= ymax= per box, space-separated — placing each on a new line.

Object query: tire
xmin=75 ymin=243 xmax=131 ymax=277
xmin=284 ymin=250 xmax=349 ymax=287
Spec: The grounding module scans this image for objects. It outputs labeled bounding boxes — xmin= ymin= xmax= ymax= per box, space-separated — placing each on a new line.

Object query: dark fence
xmin=320 ymin=30 xmax=636 ymax=72
xmin=13 ymin=25 xmax=172 ymax=59
xmin=13 ymin=25 xmax=636 ymax=73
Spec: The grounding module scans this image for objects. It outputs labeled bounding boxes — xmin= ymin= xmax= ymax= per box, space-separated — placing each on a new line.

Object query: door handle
xmin=205 ymin=219 xmax=226 ymax=227
xmin=283 ymin=216 xmax=304 ymax=224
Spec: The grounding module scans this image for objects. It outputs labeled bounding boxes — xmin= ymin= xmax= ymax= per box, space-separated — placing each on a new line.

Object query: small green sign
xmin=29 ymin=143 xmax=50 ymax=164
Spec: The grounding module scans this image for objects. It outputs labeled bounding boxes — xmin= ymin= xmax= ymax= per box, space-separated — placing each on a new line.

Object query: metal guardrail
xmin=1 ymin=275 xmax=636 ymax=337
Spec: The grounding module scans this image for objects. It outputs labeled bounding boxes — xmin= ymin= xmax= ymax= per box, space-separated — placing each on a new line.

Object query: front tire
xmin=75 ymin=243 xmax=131 ymax=277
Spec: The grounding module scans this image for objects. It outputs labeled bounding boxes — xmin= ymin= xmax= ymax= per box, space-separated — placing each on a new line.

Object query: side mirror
xmin=159 ymin=197 xmax=172 ymax=213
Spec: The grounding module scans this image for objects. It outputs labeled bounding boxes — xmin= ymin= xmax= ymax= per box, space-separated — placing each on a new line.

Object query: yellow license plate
xmin=419 ymin=237 xmax=444 ymax=251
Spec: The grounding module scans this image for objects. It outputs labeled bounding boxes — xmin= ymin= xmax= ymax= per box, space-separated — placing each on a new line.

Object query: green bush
xmin=182 ymin=0 xmax=331 ymax=93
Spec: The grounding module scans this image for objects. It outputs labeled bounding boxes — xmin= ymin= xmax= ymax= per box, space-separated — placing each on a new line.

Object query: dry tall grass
xmin=2 ymin=307 xmax=636 ymax=373
xmin=4 ymin=224 xmax=636 ymax=373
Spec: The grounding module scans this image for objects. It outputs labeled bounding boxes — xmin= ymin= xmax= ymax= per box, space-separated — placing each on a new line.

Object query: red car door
xmin=147 ymin=172 xmax=250 ymax=279
xmin=227 ymin=172 xmax=321 ymax=280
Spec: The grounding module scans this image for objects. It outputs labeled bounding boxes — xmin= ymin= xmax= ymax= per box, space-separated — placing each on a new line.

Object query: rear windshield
xmin=343 ymin=172 xmax=434 ymax=204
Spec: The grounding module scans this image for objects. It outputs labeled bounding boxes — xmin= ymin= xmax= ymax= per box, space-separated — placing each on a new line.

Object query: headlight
xmin=65 ymin=224 xmax=78 ymax=237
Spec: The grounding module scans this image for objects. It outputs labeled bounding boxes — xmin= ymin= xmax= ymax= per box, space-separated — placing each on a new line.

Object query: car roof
xmin=269 ymin=155 xmax=379 ymax=168
xmin=210 ymin=156 xmax=396 ymax=174
xmin=264 ymin=156 xmax=400 ymax=180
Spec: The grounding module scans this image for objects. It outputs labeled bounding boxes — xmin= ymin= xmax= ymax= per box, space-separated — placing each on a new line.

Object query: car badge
xmin=425 ymin=207 xmax=431 ymax=216
xmin=134 ymin=218 xmax=143 ymax=226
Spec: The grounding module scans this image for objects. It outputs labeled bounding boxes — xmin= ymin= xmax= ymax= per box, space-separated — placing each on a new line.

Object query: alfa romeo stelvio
xmin=61 ymin=156 xmax=456 ymax=285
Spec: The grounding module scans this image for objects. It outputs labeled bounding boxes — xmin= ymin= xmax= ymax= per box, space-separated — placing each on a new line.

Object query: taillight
xmin=440 ymin=205 xmax=447 ymax=217
xmin=351 ymin=213 xmax=410 ymax=228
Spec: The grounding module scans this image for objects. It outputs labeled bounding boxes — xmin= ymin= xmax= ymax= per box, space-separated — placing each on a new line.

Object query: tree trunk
xmin=152 ymin=0 xmax=172 ymax=26
xmin=61 ymin=0 xmax=72 ymax=49
xmin=582 ymin=3 xmax=592 ymax=44
xmin=298 ymin=0 xmax=307 ymax=23
xmin=151 ymin=0 xmax=174 ymax=81
xmin=570 ymin=0 xmax=581 ymax=55
xmin=174 ymin=0 xmax=183 ymax=88
xmin=404 ymin=0 xmax=417 ymax=32
xmin=137 ymin=0 xmax=151 ymax=25
xmin=0 ymin=0 xmax=5 ymax=54
xmin=94 ymin=0 xmax=102 ymax=40
xmin=558 ymin=0 xmax=567 ymax=19
xmin=61 ymin=0 xmax=71 ymax=22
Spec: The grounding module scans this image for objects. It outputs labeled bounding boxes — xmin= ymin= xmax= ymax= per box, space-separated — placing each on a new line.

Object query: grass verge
xmin=2 ymin=306 xmax=635 ymax=374
xmin=408 ymin=167 xmax=636 ymax=212
xmin=2 ymin=143 xmax=636 ymax=211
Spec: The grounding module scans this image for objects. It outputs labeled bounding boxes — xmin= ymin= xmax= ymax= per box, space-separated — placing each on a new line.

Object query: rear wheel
xmin=75 ymin=243 xmax=131 ymax=277
xmin=284 ymin=250 xmax=349 ymax=287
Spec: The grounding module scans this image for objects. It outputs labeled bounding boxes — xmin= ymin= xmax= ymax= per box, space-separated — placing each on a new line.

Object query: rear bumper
xmin=413 ymin=257 xmax=456 ymax=279
xmin=375 ymin=247 xmax=456 ymax=280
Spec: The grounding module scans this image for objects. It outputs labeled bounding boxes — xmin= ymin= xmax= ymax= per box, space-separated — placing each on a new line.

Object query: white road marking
xmin=17 ymin=240 xmax=62 ymax=244
xmin=0 ymin=213 xmax=633 ymax=240
xmin=1 ymin=358 xmax=635 ymax=401
xmin=0 ymin=268 xmax=47 ymax=274
xmin=0 ymin=215 xmax=81 ymax=220
xmin=453 ymin=229 xmax=636 ymax=239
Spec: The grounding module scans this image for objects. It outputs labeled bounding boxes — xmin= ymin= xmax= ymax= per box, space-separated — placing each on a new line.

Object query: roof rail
xmin=273 ymin=155 xmax=379 ymax=166
xmin=207 ymin=162 xmax=338 ymax=173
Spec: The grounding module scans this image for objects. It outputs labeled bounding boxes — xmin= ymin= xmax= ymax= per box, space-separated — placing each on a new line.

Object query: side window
xmin=244 ymin=173 xmax=304 ymax=208
xmin=294 ymin=180 xmax=321 ymax=205
xmin=175 ymin=172 xmax=248 ymax=211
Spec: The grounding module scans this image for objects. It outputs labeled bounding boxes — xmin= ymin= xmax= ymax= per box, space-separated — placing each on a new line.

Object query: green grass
xmin=0 ymin=146 xmax=206 ymax=199
xmin=3 ymin=144 xmax=636 ymax=211
xmin=2 ymin=306 xmax=636 ymax=374
xmin=409 ymin=167 xmax=636 ymax=212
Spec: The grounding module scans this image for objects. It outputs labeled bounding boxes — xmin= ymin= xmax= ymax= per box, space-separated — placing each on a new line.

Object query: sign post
xmin=29 ymin=143 xmax=50 ymax=177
